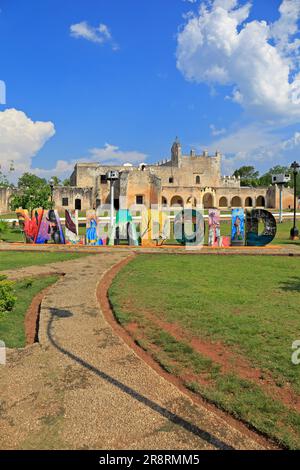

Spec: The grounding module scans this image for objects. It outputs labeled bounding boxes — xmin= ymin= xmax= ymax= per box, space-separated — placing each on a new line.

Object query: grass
xmin=0 ymin=275 xmax=58 ymax=347
xmin=0 ymin=251 xmax=88 ymax=271
xmin=109 ymin=254 xmax=300 ymax=448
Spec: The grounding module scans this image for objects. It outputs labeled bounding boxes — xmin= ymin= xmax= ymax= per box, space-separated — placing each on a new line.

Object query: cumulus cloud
xmin=0 ymin=108 xmax=55 ymax=177
xmin=176 ymin=0 xmax=300 ymax=121
xmin=205 ymin=124 xmax=300 ymax=174
xmin=88 ymin=143 xmax=147 ymax=165
xmin=31 ymin=144 xmax=147 ymax=180
xmin=0 ymin=109 xmax=146 ymax=181
xmin=70 ymin=21 xmax=118 ymax=50
xmin=210 ymin=124 xmax=226 ymax=136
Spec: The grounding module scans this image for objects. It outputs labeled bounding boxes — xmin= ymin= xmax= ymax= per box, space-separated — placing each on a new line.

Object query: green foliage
xmin=0 ymin=171 xmax=10 ymax=188
xmin=17 ymin=173 xmax=47 ymax=189
xmin=50 ymin=176 xmax=61 ymax=186
xmin=259 ymin=165 xmax=290 ymax=187
xmin=233 ymin=165 xmax=260 ymax=187
xmin=10 ymin=172 xmax=52 ymax=211
xmin=62 ymin=178 xmax=71 ymax=186
xmin=0 ymin=275 xmax=16 ymax=313
xmin=0 ymin=220 xmax=9 ymax=235
xmin=232 ymin=163 xmax=300 ymax=195
xmin=0 ymin=275 xmax=58 ymax=347
xmin=19 ymin=278 xmax=33 ymax=289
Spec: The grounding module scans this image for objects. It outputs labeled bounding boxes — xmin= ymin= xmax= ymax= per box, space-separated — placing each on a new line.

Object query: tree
xmin=233 ymin=166 xmax=260 ymax=187
xmin=259 ymin=165 xmax=290 ymax=187
xmin=62 ymin=178 xmax=70 ymax=186
xmin=50 ymin=176 xmax=61 ymax=186
xmin=10 ymin=172 xmax=52 ymax=211
xmin=0 ymin=171 xmax=9 ymax=188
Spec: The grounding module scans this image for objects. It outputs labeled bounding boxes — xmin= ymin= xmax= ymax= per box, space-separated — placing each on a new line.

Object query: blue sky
xmin=0 ymin=0 xmax=300 ymax=180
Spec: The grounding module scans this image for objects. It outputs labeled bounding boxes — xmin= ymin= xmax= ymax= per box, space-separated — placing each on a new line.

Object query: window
xmin=100 ymin=175 xmax=107 ymax=183
xmin=196 ymin=175 xmax=200 ymax=184
xmin=136 ymin=195 xmax=144 ymax=205
xmin=62 ymin=197 xmax=69 ymax=207
xmin=169 ymin=177 xmax=174 ymax=183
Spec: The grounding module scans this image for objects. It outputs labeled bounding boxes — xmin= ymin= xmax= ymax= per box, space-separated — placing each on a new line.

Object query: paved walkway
xmin=0 ymin=253 xmax=270 ymax=450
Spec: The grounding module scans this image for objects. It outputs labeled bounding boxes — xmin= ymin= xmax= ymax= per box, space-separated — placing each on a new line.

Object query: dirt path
xmin=0 ymin=253 xmax=272 ymax=450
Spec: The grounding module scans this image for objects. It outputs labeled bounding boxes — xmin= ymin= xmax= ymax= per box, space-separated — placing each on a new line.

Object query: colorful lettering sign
xmin=35 ymin=209 xmax=65 ymax=244
xmin=16 ymin=208 xmax=43 ymax=243
xmin=231 ymin=208 xmax=245 ymax=246
xmin=174 ymin=209 xmax=205 ymax=246
xmin=208 ymin=209 xmax=221 ymax=247
xmin=246 ymin=209 xmax=277 ymax=246
xmin=65 ymin=209 xmax=81 ymax=244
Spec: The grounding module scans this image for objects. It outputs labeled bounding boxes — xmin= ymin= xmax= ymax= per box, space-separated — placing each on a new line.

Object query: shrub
xmin=19 ymin=278 xmax=33 ymax=289
xmin=0 ymin=220 xmax=8 ymax=235
xmin=0 ymin=275 xmax=16 ymax=313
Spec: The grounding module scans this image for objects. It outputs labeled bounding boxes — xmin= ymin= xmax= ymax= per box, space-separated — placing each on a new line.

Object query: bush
xmin=0 ymin=220 xmax=8 ymax=235
xmin=0 ymin=275 xmax=16 ymax=313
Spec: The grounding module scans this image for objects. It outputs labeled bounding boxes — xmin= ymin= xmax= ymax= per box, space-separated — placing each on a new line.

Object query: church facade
xmin=0 ymin=139 xmax=295 ymax=213
xmin=52 ymin=139 xmax=294 ymax=213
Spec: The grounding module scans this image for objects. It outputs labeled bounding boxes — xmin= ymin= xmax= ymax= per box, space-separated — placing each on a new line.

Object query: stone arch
xmin=186 ymin=196 xmax=197 ymax=206
xmin=256 ymin=195 xmax=265 ymax=207
xmin=219 ymin=196 xmax=228 ymax=208
xmin=195 ymin=175 xmax=200 ymax=184
xmin=203 ymin=193 xmax=214 ymax=209
xmin=231 ymin=196 xmax=242 ymax=207
xmin=170 ymin=195 xmax=184 ymax=207
xmin=161 ymin=196 xmax=168 ymax=207
xmin=245 ymin=197 xmax=253 ymax=207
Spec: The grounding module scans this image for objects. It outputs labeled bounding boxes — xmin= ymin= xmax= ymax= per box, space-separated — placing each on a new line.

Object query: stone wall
xmin=52 ymin=187 xmax=93 ymax=212
xmin=0 ymin=187 xmax=13 ymax=213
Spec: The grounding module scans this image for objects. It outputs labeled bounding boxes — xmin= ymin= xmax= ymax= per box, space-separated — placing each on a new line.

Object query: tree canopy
xmin=0 ymin=171 xmax=10 ymax=188
xmin=233 ymin=166 xmax=260 ymax=187
xmin=10 ymin=173 xmax=52 ymax=211
xmin=232 ymin=164 xmax=300 ymax=195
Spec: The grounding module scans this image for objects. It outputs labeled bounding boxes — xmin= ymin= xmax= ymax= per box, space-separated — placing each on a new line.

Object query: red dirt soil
xmin=24 ymin=273 xmax=63 ymax=345
xmin=98 ymin=255 xmax=279 ymax=450
xmin=127 ymin=308 xmax=300 ymax=413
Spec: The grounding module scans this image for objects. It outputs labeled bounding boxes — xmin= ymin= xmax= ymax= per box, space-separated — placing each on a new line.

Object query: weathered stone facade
xmin=0 ymin=139 xmax=295 ymax=213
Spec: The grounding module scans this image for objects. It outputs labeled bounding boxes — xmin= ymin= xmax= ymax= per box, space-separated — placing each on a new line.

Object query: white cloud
xmin=0 ymin=110 xmax=146 ymax=181
xmin=88 ymin=143 xmax=147 ymax=165
xmin=0 ymin=108 xmax=55 ymax=177
xmin=32 ymin=160 xmax=75 ymax=179
xmin=176 ymin=0 xmax=300 ymax=121
xmin=31 ymin=144 xmax=147 ymax=180
xmin=210 ymin=124 xmax=226 ymax=136
xmin=205 ymin=124 xmax=300 ymax=175
xmin=70 ymin=21 xmax=118 ymax=50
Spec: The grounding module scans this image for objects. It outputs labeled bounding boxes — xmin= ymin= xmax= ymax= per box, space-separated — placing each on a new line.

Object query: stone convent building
xmin=0 ymin=139 xmax=294 ymax=213
xmin=54 ymin=139 xmax=293 ymax=212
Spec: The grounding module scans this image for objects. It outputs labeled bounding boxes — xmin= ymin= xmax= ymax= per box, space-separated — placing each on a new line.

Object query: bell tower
xmin=171 ymin=137 xmax=182 ymax=168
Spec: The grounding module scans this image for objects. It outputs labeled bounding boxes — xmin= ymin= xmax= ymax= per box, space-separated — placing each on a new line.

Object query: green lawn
xmin=0 ymin=275 xmax=58 ymax=348
xmin=0 ymin=251 xmax=88 ymax=271
xmin=109 ymin=254 xmax=300 ymax=449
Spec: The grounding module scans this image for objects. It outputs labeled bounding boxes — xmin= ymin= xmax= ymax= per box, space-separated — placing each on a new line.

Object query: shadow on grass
xmin=47 ymin=307 xmax=234 ymax=450
xmin=279 ymin=277 xmax=300 ymax=292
